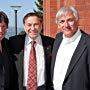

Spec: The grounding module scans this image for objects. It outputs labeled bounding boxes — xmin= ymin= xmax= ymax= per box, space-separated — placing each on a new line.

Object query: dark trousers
xmin=23 ymin=85 xmax=45 ymax=90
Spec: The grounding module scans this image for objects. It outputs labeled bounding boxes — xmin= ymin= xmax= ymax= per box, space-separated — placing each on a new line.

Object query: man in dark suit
xmin=9 ymin=12 xmax=54 ymax=90
xmin=0 ymin=11 xmax=18 ymax=90
xmin=51 ymin=6 xmax=90 ymax=90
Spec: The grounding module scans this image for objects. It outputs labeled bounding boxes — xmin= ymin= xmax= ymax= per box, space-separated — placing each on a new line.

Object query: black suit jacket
xmin=51 ymin=30 xmax=90 ymax=90
xmin=0 ymin=38 xmax=18 ymax=90
xmin=9 ymin=34 xmax=54 ymax=90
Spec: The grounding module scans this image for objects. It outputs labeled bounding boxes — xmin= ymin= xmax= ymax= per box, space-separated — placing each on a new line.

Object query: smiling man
xmin=9 ymin=12 xmax=54 ymax=90
xmin=51 ymin=6 xmax=90 ymax=90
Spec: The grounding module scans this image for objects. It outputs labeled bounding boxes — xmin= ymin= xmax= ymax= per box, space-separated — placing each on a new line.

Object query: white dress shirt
xmin=23 ymin=35 xmax=45 ymax=87
xmin=53 ymin=29 xmax=82 ymax=90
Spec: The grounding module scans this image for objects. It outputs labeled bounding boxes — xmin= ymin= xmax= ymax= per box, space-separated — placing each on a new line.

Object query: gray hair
xmin=56 ymin=6 xmax=79 ymax=23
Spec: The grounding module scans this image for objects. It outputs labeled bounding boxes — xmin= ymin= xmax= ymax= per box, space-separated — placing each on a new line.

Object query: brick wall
xmin=44 ymin=0 xmax=90 ymax=38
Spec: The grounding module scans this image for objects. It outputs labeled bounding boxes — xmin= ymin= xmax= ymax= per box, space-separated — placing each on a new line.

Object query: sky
xmin=0 ymin=0 xmax=37 ymax=28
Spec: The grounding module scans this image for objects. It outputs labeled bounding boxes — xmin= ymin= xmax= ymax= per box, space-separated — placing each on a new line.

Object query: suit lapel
xmin=16 ymin=34 xmax=25 ymax=90
xmin=41 ymin=35 xmax=48 ymax=83
xmin=63 ymin=32 xmax=87 ymax=84
xmin=41 ymin=35 xmax=53 ymax=86
xmin=15 ymin=50 xmax=24 ymax=90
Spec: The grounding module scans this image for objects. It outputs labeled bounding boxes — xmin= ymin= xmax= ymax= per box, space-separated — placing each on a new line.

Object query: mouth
xmin=64 ymin=27 xmax=72 ymax=31
xmin=29 ymin=29 xmax=38 ymax=34
xmin=64 ymin=28 xmax=71 ymax=32
xmin=0 ymin=33 xmax=4 ymax=35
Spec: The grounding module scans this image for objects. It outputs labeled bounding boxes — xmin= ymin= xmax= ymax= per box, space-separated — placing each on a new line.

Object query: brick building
xmin=43 ymin=0 xmax=90 ymax=38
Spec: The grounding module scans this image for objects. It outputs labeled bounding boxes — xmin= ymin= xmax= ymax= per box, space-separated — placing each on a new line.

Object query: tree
xmin=33 ymin=0 xmax=43 ymax=33
xmin=33 ymin=0 xmax=43 ymax=19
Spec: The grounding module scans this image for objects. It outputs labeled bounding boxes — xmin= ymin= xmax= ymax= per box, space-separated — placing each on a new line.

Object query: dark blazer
xmin=0 ymin=38 xmax=18 ymax=90
xmin=9 ymin=34 xmax=54 ymax=90
xmin=51 ymin=30 xmax=90 ymax=90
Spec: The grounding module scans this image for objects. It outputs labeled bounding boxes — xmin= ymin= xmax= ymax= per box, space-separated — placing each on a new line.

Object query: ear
xmin=58 ymin=24 xmax=61 ymax=28
xmin=39 ymin=23 xmax=43 ymax=31
xmin=76 ymin=20 xmax=79 ymax=26
xmin=77 ymin=20 xmax=80 ymax=26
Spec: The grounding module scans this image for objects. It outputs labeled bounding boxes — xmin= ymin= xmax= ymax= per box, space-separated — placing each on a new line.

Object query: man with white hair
xmin=51 ymin=6 xmax=90 ymax=90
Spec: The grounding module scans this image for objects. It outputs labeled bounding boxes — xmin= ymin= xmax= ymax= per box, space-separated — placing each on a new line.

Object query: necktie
xmin=27 ymin=41 xmax=37 ymax=90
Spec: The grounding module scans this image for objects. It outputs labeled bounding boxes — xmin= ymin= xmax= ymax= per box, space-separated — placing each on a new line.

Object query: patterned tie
xmin=27 ymin=41 xmax=37 ymax=90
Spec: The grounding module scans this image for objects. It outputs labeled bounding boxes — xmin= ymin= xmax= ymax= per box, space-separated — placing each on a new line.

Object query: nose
xmin=0 ymin=27 xmax=2 ymax=32
xmin=31 ymin=25 xmax=35 ymax=30
xmin=64 ymin=21 xmax=69 ymax=27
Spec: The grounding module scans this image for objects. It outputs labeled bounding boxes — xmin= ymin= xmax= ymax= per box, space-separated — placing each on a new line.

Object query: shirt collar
xmin=63 ymin=28 xmax=81 ymax=44
xmin=25 ymin=34 xmax=42 ymax=45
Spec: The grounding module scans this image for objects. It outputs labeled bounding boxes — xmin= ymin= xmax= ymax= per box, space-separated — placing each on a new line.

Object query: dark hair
xmin=0 ymin=11 xmax=9 ymax=27
xmin=23 ymin=12 xmax=42 ymax=24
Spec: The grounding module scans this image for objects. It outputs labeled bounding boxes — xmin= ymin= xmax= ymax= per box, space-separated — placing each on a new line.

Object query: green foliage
xmin=19 ymin=31 xmax=25 ymax=35
xmin=33 ymin=0 xmax=43 ymax=19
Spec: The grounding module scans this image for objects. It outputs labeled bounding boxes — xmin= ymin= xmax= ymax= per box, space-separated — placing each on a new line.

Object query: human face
xmin=0 ymin=20 xmax=7 ymax=40
xmin=24 ymin=16 xmax=42 ymax=40
xmin=57 ymin=11 xmax=78 ymax=38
